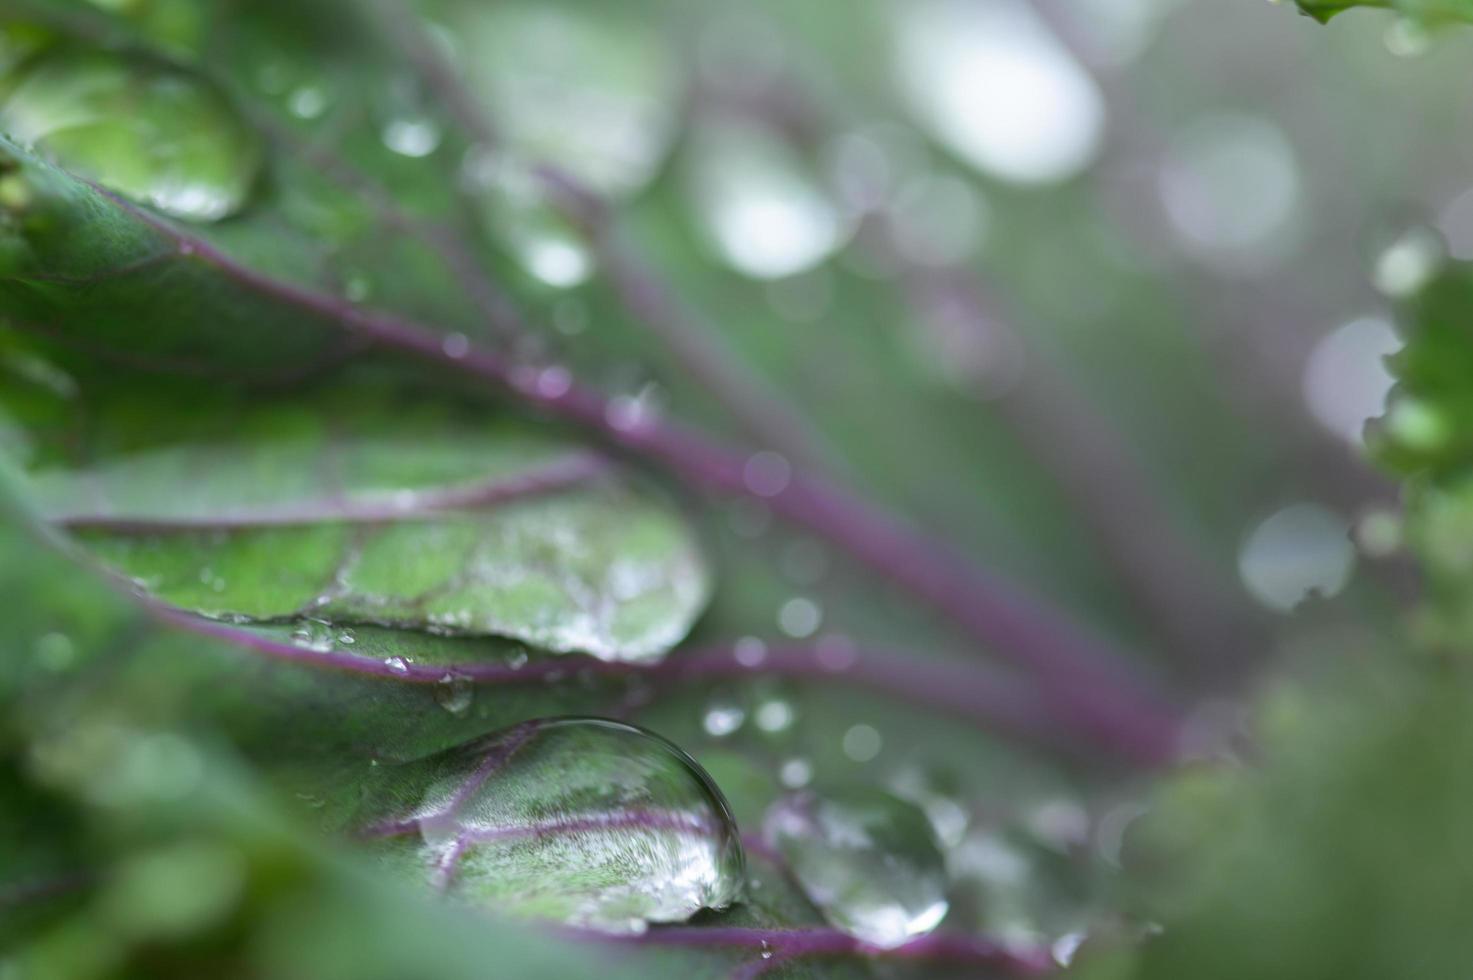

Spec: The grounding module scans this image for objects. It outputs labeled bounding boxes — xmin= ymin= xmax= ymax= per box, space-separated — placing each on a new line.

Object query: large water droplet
xmin=766 ymin=789 xmax=949 ymax=948
xmin=0 ymin=49 xmax=262 ymax=221
xmin=457 ymin=5 xmax=680 ymax=198
xmin=685 ymin=121 xmax=852 ymax=280
xmin=894 ymin=0 xmax=1105 ymax=186
xmin=362 ymin=718 xmax=746 ymax=932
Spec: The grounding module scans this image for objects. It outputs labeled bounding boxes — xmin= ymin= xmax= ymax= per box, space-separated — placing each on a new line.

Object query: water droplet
xmin=1238 ymin=504 xmax=1355 ymax=612
xmin=337 ymin=630 xmax=356 ymax=646
xmin=733 ymin=636 xmax=768 ymax=668
xmin=1371 ymin=224 xmax=1445 ymax=298
xmin=685 ymin=121 xmax=852 ymax=280
xmin=742 ymin=451 xmax=792 ymax=498
xmin=1052 ymin=930 xmax=1088 ymax=966
xmin=434 ymin=674 xmax=474 ymax=715
xmin=344 ymin=274 xmax=372 ymax=303
xmin=703 ymin=703 xmax=746 ymax=738
xmin=456 ymin=7 xmax=681 ymax=198
xmin=1159 ymin=114 xmax=1300 ymax=271
xmin=385 ymin=656 xmax=410 ymax=674
xmin=287 ymin=84 xmax=329 ymax=119
xmin=33 ymin=632 xmax=75 ymax=671
xmin=0 ymin=50 xmax=263 ymax=221
xmin=780 ymin=758 xmax=813 ymax=789
xmin=1302 ymin=316 xmax=1400 ymax=446
xmin=842 ymin=723 xmax=883 ymax=763
xmin=289 ymin=619 xmax=337 ymax=653
xmin=778 ymin=597 xmax=822 ymax=638
xmin=441 ymin=333 xmax=471 ymax=359
xmin=766 ymin=790 xmax=949 ymax=948
xmin=894 ymin=0 xmax=1104 ymax=185
xmin=1384 ymin=17 xmax=1431 ymax=57
xmin=754 ymin=699 xmax=794 ymax=733
xmin=364 ymin=717 xmax=745 ymax=932
xmin=889 ymin=173 xmax=989 ymax=267
xmin=382 ymin=117 xmax=443 ymax=158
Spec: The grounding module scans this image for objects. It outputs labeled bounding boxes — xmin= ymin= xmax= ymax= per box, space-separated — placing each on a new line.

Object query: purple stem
xmin=534 ymin=167 xmax=842 ymax=476
xmin=595 ymin=925 xmax=1055 ymax=977
xmin=48 ymin=450 xmax=608 ymax=532
xmin=84 ymin=154 xmax=1182 ymax=766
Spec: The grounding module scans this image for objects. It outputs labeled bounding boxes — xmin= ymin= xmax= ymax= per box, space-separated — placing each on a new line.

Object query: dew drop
xmin=441 ymin=332 xmax=471 ymax=359
xmin=287 ymin=84 xmax=329 ymax=120
xmin=894 ymin=0 xmax=1104 ymax=186
xmin=685 ymin=121 xmax=852 ymax=280
xmin=703 ymin=702 xmax=747 ymax=738
xmin=456 ymin=6 xmax=681 ymax=198
xmin=364 ymin=717 xmax=745 ymax=932
xmin=766 ymin=790 xmax=949 ymax=948
xmin=742 ymin=451 xmax=792 ymax=499
xmin=732 ymin=636 xmax=768 ymax=668
xmin=382 ymin=117 xmax=443 ymax=158
xmin=289 ymin=619 xmax=337 ymax=653
xmin=1371 ymin=224 xmax=1445 ymax=298
xmin=0 ymin=50 xmax=264 ymax=221
xmin=841 ymin=723 xmax=883 ymax=763
xmin=434 ymin=674 xmax=474 ymax=715
xmin=778 ymin=597 xmax=822 ymax=638
xmin=754 ymin=699 xmax=794 ymax=734
xmin=779 ymin=758 xmax=813 ymax=789
xmin=384 ymin=656 xmax=410 ymax=674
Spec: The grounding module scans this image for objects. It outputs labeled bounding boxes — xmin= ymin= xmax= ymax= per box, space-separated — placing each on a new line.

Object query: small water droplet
xmin=754 ymin=699 xmax=794 ymax=733
xmin=382 ymin=117 xmax=443 ymax=158
xmin=1052 ymin=930 xmax=1087 ymax=966
xmin=33 ymin=632 xmax=75 ymax=671
xmin=288 ymin=84 xmax=329 ymax=119
xmin=732 ymin=636 xmax=768 ymax=668
xmin=742 ymin=451 xmax=792 ymax=499
xmin=778 ymin=597 xmax=822 ymax=638
xmin=366 ymin=717 xmax=745 ymax=932
xmin=343 ymin=274 xmax=372 ymax=303
xmin=703 ymin=703 xmax=746 ymax=738
xmin=434 ymin=673 xmax=475 ymax=715
xmin=779 ymin=757 xmax=813 ymax=789
xmin=385 ymin=656 xmax=410 ymax=674
xmin=337 ymin=630 xmax=356 ymax=646
xmin=441 ymin=333 xmax=471 ymax=359
xmin=1384 ymin=17 xmax=1431 ymax=57
xmin=290 ymin=619 xmax=337 ymax=653
xmin=766 ymin=790 xmax=949 ymax=948
xmin=1371 ymin=224 xmax=1445 ymax=298
xmin=842 ymin=723 xmax=883 ymax=763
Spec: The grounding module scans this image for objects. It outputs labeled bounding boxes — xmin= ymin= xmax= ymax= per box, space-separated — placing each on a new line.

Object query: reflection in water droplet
xmin=457 ymin=5 xmax=680 ymax=198
xmin=767 ymin=790 xmax=949 ymax=948
xmin=1238 ymin=503 xmax=1355 ymax=612
xmin=1159 ymin=114 xmax=1300 ymax=270
xmin=0 ymin=49 xmax=263 ymax=221
xmin=894 ymin=0 xmax=1105 ymax=185
xmin=1301 ymin=316 xmax=1400 ymax=446
xmin=685 ymin=121 xmax=851 ymax=280
xmin=364 ymin=718 xmax=746 ymax=932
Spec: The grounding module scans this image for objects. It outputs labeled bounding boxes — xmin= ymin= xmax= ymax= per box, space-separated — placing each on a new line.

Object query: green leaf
xmin=1292 ymin=0 xmax=1473 ymax=23
xmin=0 ymin=369 xmax=711 ymax=663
